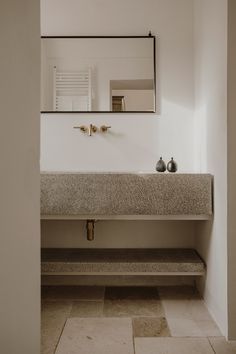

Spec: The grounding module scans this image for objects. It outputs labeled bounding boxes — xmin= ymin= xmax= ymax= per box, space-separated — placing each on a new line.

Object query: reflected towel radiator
xmin=53 ymin=66 xmax=92 ymax=111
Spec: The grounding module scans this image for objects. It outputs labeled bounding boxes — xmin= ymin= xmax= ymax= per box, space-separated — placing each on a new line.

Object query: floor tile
xmin=162 ymin=298 xmax=212 ymax=321
xmin=167 ymin=318 xmax=203 ymax=337
xmin=105 ymin=286 xmax=160 ymax=300
xmin=209 ymin=337 xmax=236 ymax=353
xmin=167 ymin=317 xmax=222 ymax=337
xmin=134 ymin=337 xmax=214 ymax=354
xmin=132 ymin=317 xmax=170 ymax=337
xmin=41 ymin=301 xmax=72 ymax=354
xmin=70 ymin=301 xmax=104 ymax=317
xmin=55 ymin=317 xmax=134 ymax=354
xmin=196 ymin=320 xmax=222 ymax=336
xmin=104 ymin=299 xmax=164 ymax=317
xmin=41 ymin=286 xmax=105 ymax=301
xmin=104 ymin=286 xmax=164 ymax=317
xmin=161 ymin=292 xmax=221 ymax=337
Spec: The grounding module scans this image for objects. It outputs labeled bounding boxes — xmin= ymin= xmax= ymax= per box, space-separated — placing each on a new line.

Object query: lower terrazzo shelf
xmin=41 ymin=248 xmax=205 ymax=276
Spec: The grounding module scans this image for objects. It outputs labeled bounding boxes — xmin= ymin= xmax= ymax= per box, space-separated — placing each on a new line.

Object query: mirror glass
xmin=41 ymin=37 xmax=155 ymax=113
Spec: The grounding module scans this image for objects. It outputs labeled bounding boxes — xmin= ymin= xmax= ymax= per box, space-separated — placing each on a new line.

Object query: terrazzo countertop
xmin=40 ymin=173 xmax=213 ymax=218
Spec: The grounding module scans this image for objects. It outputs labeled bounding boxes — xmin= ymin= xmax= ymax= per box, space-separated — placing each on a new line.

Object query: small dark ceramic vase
xmin=167 ymin=157 xmax=178 ymax=173
xmin=156 ymin=157 xmax=166 ymax=172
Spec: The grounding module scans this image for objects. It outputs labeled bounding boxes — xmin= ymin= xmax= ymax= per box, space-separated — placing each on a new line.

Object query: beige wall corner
xmin=0 ymin=0 xmax=40 ymax=353
xmin=227 ymin=0 xmax=236 ymax=341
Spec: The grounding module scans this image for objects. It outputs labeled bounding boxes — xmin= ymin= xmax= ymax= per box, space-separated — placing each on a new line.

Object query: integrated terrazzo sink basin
xmin=40 ymin=172 xmax=213 ymax=220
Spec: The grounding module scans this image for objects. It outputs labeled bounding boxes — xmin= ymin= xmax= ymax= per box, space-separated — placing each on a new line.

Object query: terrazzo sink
xmin=40 ymin=172 xmax=213 ymax=220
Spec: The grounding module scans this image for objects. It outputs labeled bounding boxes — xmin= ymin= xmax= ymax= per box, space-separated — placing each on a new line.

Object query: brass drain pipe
xmin=86 ymin=220 xmax=96 ymax=241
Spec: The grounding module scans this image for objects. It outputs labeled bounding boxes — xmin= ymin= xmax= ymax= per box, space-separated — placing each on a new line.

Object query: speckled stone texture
xmin=40 ymin=173 xmax=213 ymax=217
xmin=41 ymin=249 xmax=205 ymax=274
xmin=132 ymin=317 xmax=170 ymax=337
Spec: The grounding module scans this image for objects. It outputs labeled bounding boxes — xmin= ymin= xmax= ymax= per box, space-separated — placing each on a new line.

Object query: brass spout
xmin=86 ymin=220 xmax=95 ymax=241
xmin=73 ymin=125 xmax=88 ymax=133
xmin=88 ymin=124 xmax=97 ymax=136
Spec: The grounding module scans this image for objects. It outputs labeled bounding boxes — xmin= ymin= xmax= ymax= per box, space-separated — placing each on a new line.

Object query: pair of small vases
xmin=156 ymin=157 xmax=177 ymax=173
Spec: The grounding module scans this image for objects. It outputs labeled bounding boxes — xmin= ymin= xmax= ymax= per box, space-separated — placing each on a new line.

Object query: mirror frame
xmin=41 ymin=35 xmax=156 ymax=114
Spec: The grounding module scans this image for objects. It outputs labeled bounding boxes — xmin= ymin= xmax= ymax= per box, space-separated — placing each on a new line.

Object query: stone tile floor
xmin=41 ymin=285 xmax=236 ymax=354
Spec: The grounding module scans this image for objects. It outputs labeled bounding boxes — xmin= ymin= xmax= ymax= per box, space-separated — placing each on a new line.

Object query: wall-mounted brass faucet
xmin=73 ymin=124 xmax=111 ymax=136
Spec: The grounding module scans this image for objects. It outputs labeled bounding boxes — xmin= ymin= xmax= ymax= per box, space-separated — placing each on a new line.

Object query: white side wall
xmin=0 ymin=0 xmax=40 ymax=353
xmin=193 ymin=0 xmax=228 ymax=337
xmin=227 ymin=0 xmax=236 ymax=340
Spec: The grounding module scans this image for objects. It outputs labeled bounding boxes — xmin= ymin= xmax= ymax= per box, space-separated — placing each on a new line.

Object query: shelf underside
xmin=41 ymin=214 xmax=211 ymax=220
xmin=41 ymin=248 xmax=205 ymax=276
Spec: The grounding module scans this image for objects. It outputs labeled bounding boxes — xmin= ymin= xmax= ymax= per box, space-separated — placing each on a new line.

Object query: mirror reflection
xmin=41 ymin=37 xmax=155 ymax=113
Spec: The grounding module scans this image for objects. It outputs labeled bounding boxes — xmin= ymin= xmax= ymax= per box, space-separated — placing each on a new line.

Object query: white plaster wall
xmin=193 ymin=0 xmax=228 ymax=337
xmin=40 ymin=0 xmax=195 ymax=173
xmin=0 ymin=0 xmax=40 ymax=353
xmin=227 ymin=0 xmax=236 ymax=340
xmin=41 ymin=220 xmax=195 ymax=249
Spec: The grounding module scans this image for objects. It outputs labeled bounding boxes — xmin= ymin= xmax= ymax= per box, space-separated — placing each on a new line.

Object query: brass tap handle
xmin=73 ymin=125 xmax=88 ymax=133
xmin=100 ymin=125 xmax=111 ymax=133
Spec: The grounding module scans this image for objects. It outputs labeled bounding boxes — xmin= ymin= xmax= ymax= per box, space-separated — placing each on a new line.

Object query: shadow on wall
xmin=195 ymin=219 xmax=213 ymax=295
xmin=41 ymin=220 xmax=196 ymax=249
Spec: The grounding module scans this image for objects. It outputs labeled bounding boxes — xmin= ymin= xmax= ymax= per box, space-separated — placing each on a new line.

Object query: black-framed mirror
xmin=41 ymin=35 xmax=156 ymax=113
